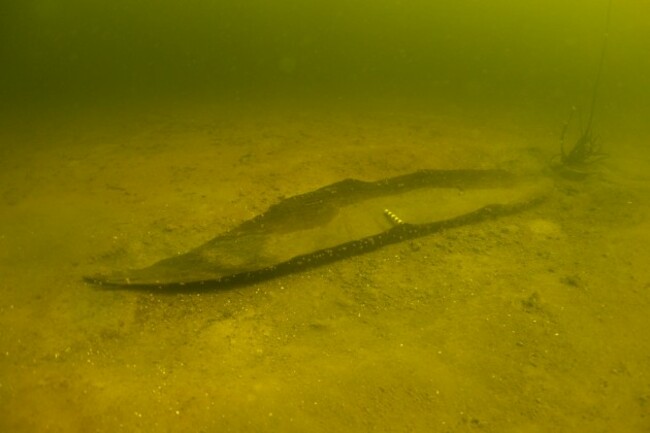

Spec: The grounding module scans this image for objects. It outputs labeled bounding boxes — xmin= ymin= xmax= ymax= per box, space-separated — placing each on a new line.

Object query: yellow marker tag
xmin=383 ymin=208 xmax=404 ymax=225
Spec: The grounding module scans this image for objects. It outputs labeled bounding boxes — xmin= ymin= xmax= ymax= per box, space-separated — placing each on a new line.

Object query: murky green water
xmin=1 ymin=1 xmax=649 ymax=432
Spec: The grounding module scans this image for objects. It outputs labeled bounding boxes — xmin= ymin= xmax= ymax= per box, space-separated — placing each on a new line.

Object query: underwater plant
xmin=556 ymin=106 xmax=607 ymax=169
xmin=553 ymin=0 xmax=611 ymax=176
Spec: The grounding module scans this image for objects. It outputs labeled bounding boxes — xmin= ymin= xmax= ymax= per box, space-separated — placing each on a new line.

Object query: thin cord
xmin=585 ymin=0 xmax=613 ymax=131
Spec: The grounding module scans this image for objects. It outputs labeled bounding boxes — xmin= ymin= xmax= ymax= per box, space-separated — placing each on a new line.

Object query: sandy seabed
xmin=1 ymin=99 xmax=649 ymax=432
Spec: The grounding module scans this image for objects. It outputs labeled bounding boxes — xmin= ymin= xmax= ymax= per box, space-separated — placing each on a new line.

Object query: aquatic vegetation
xmin=552 ymin=107 xmax=608 ymax=180
xmin=553 ymin=0 xmax=611 ymax=177
xmin=555 ymin=107 xmax=607 ymax=169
